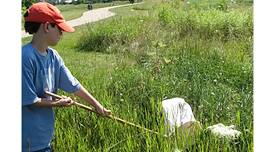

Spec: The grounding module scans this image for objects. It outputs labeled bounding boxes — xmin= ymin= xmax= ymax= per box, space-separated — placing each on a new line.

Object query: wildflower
xmin=131 ymin=42 xmax=139 ymax=49
xmin=198 ymin=104 xmax=204 ymax=109
xmin=207 ymin=123 xmax=241 ymax=139
xmin=163 ymin=57 xmax=171 ymax=64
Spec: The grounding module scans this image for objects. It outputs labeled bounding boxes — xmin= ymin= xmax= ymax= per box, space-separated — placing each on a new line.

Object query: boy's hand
xmin=54 ymin=96 xmax=74 ymax=107
xmin=96 ymin=107 xmax=112 ymax=117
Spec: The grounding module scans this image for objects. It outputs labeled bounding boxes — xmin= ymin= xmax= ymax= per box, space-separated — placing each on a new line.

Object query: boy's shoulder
xmin=22 ymin=43 xmax=60 ymax=59
xmin=47 ymin=47 xmax=59 ymax=56
xmin=22 ymin=43 xmax=35 ymax=59
xmin=47 ymin=47 xmax=62 ymax=60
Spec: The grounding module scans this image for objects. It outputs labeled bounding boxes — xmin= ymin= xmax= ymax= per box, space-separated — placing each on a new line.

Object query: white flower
xmin=207 ymin=123 xmax=241 ymax=139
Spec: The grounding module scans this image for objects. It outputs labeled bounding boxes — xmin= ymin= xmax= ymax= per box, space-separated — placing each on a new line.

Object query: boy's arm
xmin=74 ymin=86 xmax=111 ymax=116
xmin=33 ymin=97 xmax=74 ymax=107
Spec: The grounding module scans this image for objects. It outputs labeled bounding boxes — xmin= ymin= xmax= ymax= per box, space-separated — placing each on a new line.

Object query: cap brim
xmin=57 ymin=22 xmax=75 ymax=33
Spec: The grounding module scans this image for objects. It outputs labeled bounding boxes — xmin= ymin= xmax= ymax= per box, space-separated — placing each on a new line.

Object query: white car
xmin=63 ymin=0 xmax=73 ymax=4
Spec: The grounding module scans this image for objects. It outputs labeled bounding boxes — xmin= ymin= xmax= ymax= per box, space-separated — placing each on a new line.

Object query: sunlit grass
xmin=22 ymin=0 xmax=253 ymax=151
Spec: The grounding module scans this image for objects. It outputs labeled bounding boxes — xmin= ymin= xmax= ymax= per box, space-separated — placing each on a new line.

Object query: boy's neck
xmin=31 ymin=35 xmax=48 ymax=53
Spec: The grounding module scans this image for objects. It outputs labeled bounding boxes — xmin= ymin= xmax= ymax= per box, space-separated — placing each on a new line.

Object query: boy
xmin=22 ymin=2 xmax=111 ymax=152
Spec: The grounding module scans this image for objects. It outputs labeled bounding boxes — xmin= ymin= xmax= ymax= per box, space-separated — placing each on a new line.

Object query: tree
xmin=22 ymin=0 xmax=37 ymax=9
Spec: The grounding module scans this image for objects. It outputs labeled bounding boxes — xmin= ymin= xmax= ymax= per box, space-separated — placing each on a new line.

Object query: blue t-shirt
xmin=22 ymin=43 xmax=81 ymax=152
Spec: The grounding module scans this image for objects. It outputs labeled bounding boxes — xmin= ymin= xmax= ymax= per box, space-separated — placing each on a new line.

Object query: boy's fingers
xmin=96 ymin=107 xmax=106 ymax=116
xmin=56 ymin=97 xmax=75 ymax=107
xmin=56 ymin=98 xmax=72 ymax=107
xmin=65 ymin=102 xmax=74 ymax=106
xmin=62 ymin=97 xmax=71 ymax=102
xmin=103 ymin=108 xmax=112 ymax=116
xmin=68 ymin=99 xmax=75 ymax=105
xmin=67 ymin=98 xmax=75 ymax=105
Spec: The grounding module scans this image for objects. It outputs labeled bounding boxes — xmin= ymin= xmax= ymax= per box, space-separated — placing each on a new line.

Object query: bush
xmin=76 ymin=17 xmax=144 ymax=52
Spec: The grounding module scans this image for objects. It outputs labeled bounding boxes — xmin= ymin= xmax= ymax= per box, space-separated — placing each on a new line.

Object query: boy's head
xmin=24 ymin=2 xmax=74 ymax=34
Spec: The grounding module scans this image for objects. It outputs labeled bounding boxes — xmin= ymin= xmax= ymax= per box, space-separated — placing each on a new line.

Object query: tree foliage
xmin=22 ymin=0 xmax=37 ymax=9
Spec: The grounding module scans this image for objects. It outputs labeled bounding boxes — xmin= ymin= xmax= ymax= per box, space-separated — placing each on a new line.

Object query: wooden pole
xmin=45 ymin=91 xmax=160 ymax=135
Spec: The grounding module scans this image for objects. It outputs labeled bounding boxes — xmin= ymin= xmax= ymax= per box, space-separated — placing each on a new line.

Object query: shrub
xmin=76 ymin=17 xmax=144 ymax=52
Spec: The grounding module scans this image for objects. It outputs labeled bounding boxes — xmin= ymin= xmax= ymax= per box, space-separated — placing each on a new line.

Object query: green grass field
xmin=22 ymin=0 xmax=253 ymax=151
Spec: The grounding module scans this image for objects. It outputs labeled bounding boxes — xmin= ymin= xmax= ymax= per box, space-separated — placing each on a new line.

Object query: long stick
xmin=45 ymin=91 xmax=160 ymax=135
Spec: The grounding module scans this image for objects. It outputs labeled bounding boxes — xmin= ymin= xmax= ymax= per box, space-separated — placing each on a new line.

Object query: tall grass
xmin=51 ymin=0 xmax=253 ymax=151
xmin=76 ymin=17 xmax=144 ymax=53
xmin=158 ymin=1 xmax=253 ymax=41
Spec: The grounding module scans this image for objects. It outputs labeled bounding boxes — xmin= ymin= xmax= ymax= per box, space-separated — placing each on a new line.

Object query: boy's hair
xmin=24 ymin=22 xmax=41 ymax=34
xmin=24 ymin=11 xmax=57 ymax=34
xmin=24 ymin=11 xmax=41 ymax=34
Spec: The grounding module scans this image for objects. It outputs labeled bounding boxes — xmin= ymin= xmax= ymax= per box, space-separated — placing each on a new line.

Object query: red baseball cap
xmin=25 ymin=2 xmax=75 ymax=32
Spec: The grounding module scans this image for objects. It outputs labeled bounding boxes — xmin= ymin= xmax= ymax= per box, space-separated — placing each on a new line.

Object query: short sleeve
xmin=58 ymin=64 xmax=81 ymax=93
xmin=22 ymin=59 xmax=40 ymax=106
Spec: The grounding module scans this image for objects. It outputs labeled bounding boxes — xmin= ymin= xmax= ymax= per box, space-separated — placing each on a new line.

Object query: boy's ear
xmin=44 ymin=22 xmax=50 ymax=32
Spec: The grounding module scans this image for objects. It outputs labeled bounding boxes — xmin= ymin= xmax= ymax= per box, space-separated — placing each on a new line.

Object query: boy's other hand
xmin=96 ymin=107 xmax=112 ymax=117
xmin=55 ymin=96 xmax=74 ymax=107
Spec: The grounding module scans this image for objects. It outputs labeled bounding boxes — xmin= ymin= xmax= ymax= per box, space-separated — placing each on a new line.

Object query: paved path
xmin=22 ymin=3 xmax=142 ymax=38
